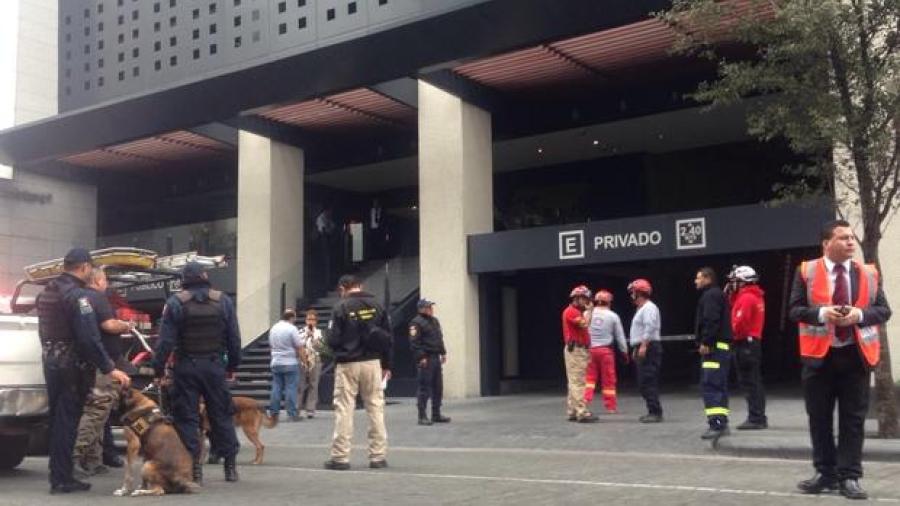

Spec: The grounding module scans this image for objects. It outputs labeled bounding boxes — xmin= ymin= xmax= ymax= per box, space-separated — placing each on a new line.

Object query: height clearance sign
xmin=467 ymin=203 xmax=831 ymax=274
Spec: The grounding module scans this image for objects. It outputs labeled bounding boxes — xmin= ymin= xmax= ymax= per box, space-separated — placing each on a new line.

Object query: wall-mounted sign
xmin=468 ymin=203 xmax=831 ymax=273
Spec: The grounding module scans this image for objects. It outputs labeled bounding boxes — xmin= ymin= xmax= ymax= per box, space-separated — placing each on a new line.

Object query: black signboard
xmin=468 ymin=203 xmax=832 ymax=273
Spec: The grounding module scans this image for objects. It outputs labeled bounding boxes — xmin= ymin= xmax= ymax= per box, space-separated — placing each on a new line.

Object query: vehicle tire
xmin=0 ymin=434 xmax=29 ymax=469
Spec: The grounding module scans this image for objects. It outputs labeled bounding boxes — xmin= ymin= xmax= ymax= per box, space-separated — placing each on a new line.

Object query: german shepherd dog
xmin=201 ymin=396 xmax=278 ymax=465
xmin=114 ymin=389 xmax=199 ymax=497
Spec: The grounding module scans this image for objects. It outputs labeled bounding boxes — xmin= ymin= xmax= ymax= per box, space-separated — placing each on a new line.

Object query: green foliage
xmin=658 ymin=0 xmax=900 ymax=242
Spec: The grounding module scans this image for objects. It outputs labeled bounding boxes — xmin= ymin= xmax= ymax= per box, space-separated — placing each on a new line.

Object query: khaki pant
xmin=73 ymin=370 xmax=121 ymax=470
xmin=299 ymin=360 xmax=322 ymax=414
xmin=564 ymin=346 xmax=590 ymax=418
xmin=330 ymin=359 xmax=387 ymax=463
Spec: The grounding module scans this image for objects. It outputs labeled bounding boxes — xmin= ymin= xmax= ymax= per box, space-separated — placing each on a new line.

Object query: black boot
xmin=418 ymin=408 xmax=432 ymax=426
xmin=192 ymin=462 xmax=203 ymax=485
xmin=432 ymin=412 xmax=451 ymax=423
xmin=224 ymin=455 xmax=239 ymax=482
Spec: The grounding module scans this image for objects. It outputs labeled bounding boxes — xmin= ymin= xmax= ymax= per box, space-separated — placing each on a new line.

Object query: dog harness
xmin=122 ymin=406 xmax=169 ymax=443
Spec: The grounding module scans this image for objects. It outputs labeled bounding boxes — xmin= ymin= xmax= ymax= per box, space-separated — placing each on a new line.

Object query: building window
xmin=65 ymin=33 xmax=71 ymax=42
xmin=378 ymin=0 xmax=388 ymax=5
xmin=118 ymin=52 xmax=124 ymax=62
xmin=98 ymin=21 xmax=104 ymax=32
xmin=298 ymin=0 xmax=306 ymax=6
xmin=154 ymin=21 xmax=161 ymax=32
xmin=154 ymin=2 xmax=161 ymax=13
xmin=298 ymin=17 xmax=306 ymax=29
xmin=132 ymin=28 xmax=139 ymax=39
xmin=84 ymin=62 xmax=90 ymax=72
xmin=84 ymin=44 xmax=90 ymax=55
xmin=193 ymin=48 xmax=200 ymax=59
xmin=234 ymin=0 xmax=241 ymax=5
xmin=326 ymin=8 xmax=335 ymax=20
xmin=348 ymin=2 xmax=357 ymax=15
xmin=234 ymin=36 xmax=242 ymax=48
xmin=84 ymin=8 xmax=90 ymax=18
xmin=98 ymin=76 xmax=105 ymax=87
xmin=117 ymin=0 xmax=123 ymax=6
xmin=118 ymin=71 xmax=125 ymax=81
xmin=251 ymin=9 xmax=260 ymax=21
xmin=155 ymin=60 xmax=162 ymax=70
xmin=170 ymin=55 xmax=177 ymax=66
xmin=154 ymin=40 xmax=161 ymax=51
xmin=84 ymin=26 xmax=91 ymax=36
xmin=209 ymin=24 xmax=217 ymax=34
xmin=132 ymin=47 xmax=139 ymax=58
xmin=132 ymin=66 xmax=139 ymax=77
xmin=66 ymin=50 xmax=71 ymax=61
xmin=170 ymin=16 xmax=177 ymax=27
xmin=84 ymin=81 xmax=90 ymax=90
xmin=278 ymin=22 xmax=286 ymax=34
xmin=170 ymin=0 xmax=177 ymax=7
xmin=234 ymin=15 xmax=242 ymax=27
xmin=98 ymin=40 xmax=105 ymax=50
xmin=193 ymin=29 xmax=200 ymax=39
xmin=98 ymin=3 xmax=104 ymax=14
xmin=65 ymin=68 xmax=71 ymax=77
xmin=118 ymin=14 xmax=124 ymax=25
xmin=98 ymin=58 xmax=105 ymax=68
xmin=132 ymin=10 xmax=139 ymax=20
xmin=278 ymin=1 xmax=286 ymax=13
xmin=252 ymin=30 xmax=260 ymax=42
xmin=170 ymin=36 xmax=177 ymax=47
xmin=209 ymin=43 xmax=218 ymax=54
xmin=193 ymin=8 xmax=200 ymax=19
xmin=118 ymin=33 xmax=125 ymax=43
xmin=209 ymin=3 xmax=217 ymax=14
xmin=65 ymin=15 xmax=71 ymax=25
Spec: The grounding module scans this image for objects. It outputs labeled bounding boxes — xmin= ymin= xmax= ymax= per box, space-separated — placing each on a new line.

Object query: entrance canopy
xmin=468 ymin=202 xmax=832 ymax=273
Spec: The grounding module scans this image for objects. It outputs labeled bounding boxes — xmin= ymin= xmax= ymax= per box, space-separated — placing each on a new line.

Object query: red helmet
xmin=627 ymin=279 xmax=653 ymax=296
xmin=595 ymin=290 xmax=613 ymax=304
xmin=569 ymin=285 xmax=592 ymax=299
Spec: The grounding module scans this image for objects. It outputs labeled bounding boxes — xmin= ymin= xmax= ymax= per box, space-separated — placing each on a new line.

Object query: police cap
xmin=63 ymin=248 xmax=94 ymax=267
xmin=181 ymin=261 xmax=207 ymax=284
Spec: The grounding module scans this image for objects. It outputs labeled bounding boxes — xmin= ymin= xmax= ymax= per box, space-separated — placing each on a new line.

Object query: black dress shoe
xmin=418 ymin=417 xmax=433 ymax=426
xmin=369 ymin=460 xmax=388 ymax=469
xmin=103 ymin=454 xmax=124 ymax=468
xmin=323 ymin=460 xmax=350 ymax=471
xmin=839 ymin=479 xmax=868 ymax=500
xmin=737 ymin=420 xmax=768 ymax=430
xmin=432 ymin=414 xmax=451 ymax=423
xmin=797 ymin=473 xmax=838 ymax=494
xmin=50 ymin=479 xmax=91 ymax=494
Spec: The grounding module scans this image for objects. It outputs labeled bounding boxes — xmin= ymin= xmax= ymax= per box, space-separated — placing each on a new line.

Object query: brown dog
xmin=200 ymin=396 xmax=277 ymax=465
xmin=114 ymin=389 xmax=199 ymax=497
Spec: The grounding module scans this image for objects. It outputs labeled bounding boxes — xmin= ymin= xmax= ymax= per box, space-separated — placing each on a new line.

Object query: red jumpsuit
xmin=583 ymin=307 xmax=627 ymax=412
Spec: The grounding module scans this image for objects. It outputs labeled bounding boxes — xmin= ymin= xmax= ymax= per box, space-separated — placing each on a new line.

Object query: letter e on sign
xmin=559 ymin=230 xmax=585 ymax=260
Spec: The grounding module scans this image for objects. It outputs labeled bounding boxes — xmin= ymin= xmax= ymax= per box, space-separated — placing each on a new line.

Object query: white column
xmin=879 ymin=220 xmax=900 ymax=376
xmin=237 ymin=131 xmax=304 ymax=346
xmin=418 ymin=81 xmax=493 ymax=398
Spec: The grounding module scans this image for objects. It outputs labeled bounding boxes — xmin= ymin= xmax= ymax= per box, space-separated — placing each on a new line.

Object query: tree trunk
xmin=860 ymin=233 xmax=900 ymax=438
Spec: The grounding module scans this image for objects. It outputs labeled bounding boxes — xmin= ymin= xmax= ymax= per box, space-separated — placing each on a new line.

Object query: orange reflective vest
xmin=798 ymin=258 xmax=881 ymax=367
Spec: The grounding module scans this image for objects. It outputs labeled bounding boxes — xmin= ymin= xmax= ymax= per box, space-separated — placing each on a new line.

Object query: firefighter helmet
xmin=728 ymin=265 xmax=759 ymax=283
xmin=595 ymin=290 xmax=613 ymax=303
xmin=569 ymin=285 xmax=592 ymax=299
xmin=627 ymin=279 xmax=653 ymax=296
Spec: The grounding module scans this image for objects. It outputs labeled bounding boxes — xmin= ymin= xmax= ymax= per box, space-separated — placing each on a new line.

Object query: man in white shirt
xmin=584 ymin=290 xmax=629 ymax=413
xmin=628 ymin=279 xmax=663 ymax=423
xmin=268 ymin=309 xmax=305 ymax=422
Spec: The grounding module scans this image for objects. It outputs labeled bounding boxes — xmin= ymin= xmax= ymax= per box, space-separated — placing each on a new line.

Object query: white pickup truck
xmin=0 ymin=312 xmax=47 ymax=469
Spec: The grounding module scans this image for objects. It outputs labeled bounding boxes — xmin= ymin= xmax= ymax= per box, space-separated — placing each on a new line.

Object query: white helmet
xmin=728 ymin=265 xmax=759 ymax=283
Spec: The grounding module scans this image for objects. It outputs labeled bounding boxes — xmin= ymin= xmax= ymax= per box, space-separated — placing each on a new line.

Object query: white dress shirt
xmin=818 ymin=257 xmax=862 ymax=348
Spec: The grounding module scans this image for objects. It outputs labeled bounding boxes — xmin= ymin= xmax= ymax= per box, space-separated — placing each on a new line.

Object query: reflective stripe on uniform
xmin=702 ymin=361 xmax=720 ymax=369
xmin=601 ymin=389 xmax=616 ymax=396
xmin=705 ymin=407 xmax=730 ymax=416
xmin=715 ymin=342 xmax=729 ymax=351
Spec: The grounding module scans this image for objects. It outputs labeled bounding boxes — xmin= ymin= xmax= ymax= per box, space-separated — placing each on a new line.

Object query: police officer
xmin=36 ymin=248 xmax=131 ymax=494
xmin=153 ymin=262 xmax=242 ymax=484
xmin=694 ymin=267 xmax=733 ymax=440
xmin=409 ymin=299 xmax=450 ymax=426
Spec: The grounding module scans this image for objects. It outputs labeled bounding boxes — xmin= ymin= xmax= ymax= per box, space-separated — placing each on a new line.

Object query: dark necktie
xmin=832 ymin=264 xmax=852 ymax=342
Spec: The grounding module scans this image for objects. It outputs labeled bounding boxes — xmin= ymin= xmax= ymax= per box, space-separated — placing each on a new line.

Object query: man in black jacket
xmin=409 ymin=299 xmax=450 ymax=426
xmin=324 ymin=274 xmax=393 ymax=471
xmin=789 ymin=220 xmax=891 ymax=500
xmin=694 ymin=267 xmax=733 ymax=440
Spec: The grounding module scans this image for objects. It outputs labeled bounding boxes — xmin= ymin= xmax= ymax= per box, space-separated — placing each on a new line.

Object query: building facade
xmin=1 ymin=0 xmax=899 ymax=397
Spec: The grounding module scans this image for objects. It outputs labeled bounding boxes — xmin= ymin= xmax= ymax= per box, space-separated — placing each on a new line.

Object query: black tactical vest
xmin=176 ymin=289 xmax=226 ymax=355
xmin=36 ymin=278 xmax=75 ymax=346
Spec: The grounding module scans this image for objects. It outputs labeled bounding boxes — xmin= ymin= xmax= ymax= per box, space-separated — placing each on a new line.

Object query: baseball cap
xmin=63 ymin=248 xmax=94 ymax=266
xmin=417 ymin=299 xmax=436 ymax=309
xmin=181 ymin=261 xmax=207 ymax=283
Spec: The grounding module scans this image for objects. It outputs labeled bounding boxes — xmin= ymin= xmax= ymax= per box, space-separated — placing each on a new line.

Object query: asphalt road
xmin=2 ymin=392 xmax=899 ymax=505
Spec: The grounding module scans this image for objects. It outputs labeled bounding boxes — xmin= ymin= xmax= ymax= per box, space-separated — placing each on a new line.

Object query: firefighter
xmin=694 ymin=267 xmax=733 ymax=440
xmin=409 ymin=299 xmax=451 ymax=426
xmin=152 ymin=262 xmax=242 ymax=484
xmin=562 ymin=285 xmax=598 ymax=423
xmin=584 ymin=289 xmax=628 ymax=413
xmin=726 ymin=265 xmax=768 ymax=430
xmin=36 ymin=248 xmax=131 ymax=494
xmin=627 ymin=279 xmax=663 ymax=423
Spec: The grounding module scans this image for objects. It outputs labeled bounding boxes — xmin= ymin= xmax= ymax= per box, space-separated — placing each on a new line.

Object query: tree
xmin=658 ymin=0 xmax=900 ymax=437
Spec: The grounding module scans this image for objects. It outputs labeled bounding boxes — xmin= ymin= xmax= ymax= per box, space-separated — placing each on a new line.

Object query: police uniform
xmin=409 ymin=301 xmax=449 ymax=425
xmin=152 ymin=263 xmax=242 ymax=483
xmin=36 ymin=250 xmax=115 ymax=494
xmin=695 ymin=284 xmax=733 ymax=437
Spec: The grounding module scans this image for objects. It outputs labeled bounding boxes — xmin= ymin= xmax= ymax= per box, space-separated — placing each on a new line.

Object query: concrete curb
xmin=715 ymin=436 xmax=900 ymax=463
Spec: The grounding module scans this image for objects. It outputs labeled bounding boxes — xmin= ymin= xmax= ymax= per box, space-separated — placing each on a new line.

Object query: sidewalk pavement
xmin=259 ymin=388 xmax=900 ymax=463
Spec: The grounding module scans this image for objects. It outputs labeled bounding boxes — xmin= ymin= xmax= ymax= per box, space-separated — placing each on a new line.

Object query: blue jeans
xmin=269 ymin=364 xmax=300 ymax=417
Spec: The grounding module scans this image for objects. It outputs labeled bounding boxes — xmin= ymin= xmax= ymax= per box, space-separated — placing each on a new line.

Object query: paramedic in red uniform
xmin=727 ymin=265 xmax=768 ymax=430
xmin=584 ymin=289 xmax=628 ymax=413
xmin=561 ymin=286 xmax=599 ymax=423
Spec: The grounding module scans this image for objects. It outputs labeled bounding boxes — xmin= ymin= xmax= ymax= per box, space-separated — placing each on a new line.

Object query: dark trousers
xmin=170 ymin=356 xmax=239 ymax=460
xmin=417 ymin=354 xmax=443 ymax=416
xmin=701 ymin=345 xmax=731 ymax=429
xmin=803 ymin=346 xmax=870 ymax=480
xmin=734 ymin=340 xmax=767 ymax=424
xmin=102 ymin=419 xmax=117 ymax=461
xmin=635 ymin=341 xmax=663 ymax=416
xmin=43 ymin=360 xmax=91 ymax=486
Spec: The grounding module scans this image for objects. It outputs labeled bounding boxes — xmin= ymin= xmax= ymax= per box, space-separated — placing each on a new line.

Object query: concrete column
xmin=237 ymin=131 xmax=304 ymax=346
xmin=418 ymin=81 xmax=493 ymax=398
